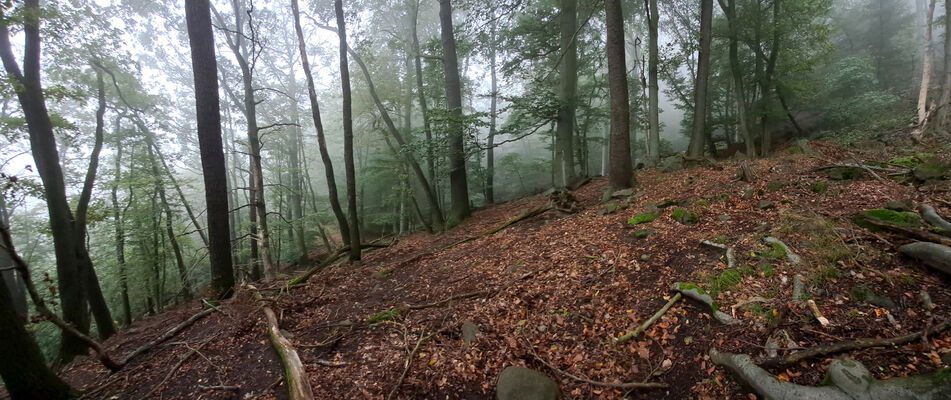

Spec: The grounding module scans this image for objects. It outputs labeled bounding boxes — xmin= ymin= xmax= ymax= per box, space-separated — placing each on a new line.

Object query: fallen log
xmin=860 ymin=217 xmax=951 ymax=247
xmin=757 ymin=318 xmax=951 ymax=367
xmin=919 ymin=204 xmax=951 ymax=235
xmin=899 ymin=242 xmax=951 ymax=276
xmin=616 ymin=293 xmax=682 ymax=344
xmin=263 ymin=307 xmax=314 ymax=400
xmin=118 ymin=307 xmax=216 ymax=366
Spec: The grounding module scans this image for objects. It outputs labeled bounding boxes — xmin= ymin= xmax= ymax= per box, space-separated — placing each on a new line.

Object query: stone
xmin=718 ymin=215 xmax=732 ymax=222
xmin=672 ymin=208 xmax=699 ymax=225
xmin=914 ymin=162 xmax=948 ymax=181
xmin=757 ymin=200 xmax=775 ymax=210
xmin=899 ymin=242 xmax=951 ymax=277
xmin=742 ymin=187 xmax=755 ymax=200
xmin=850 ymin=287 xmax=897 ymax=309
xmin=536 ymin=325 xmax=548 ymax=333
xmin=884 ymin=200 xmax=913 ymax=212
xmin=612 ymin=188 xmax=635 ymax=198
xmin=827 ymin=167 xmax=865 ymax=180
xmin=640 ymin=254 xmax=651 ymax=261
xmin=496 ymin=366 xmax=560 ymax=400
xmin=461 ymin=322 xmax=480 ymax=345
xmin=661 ymin=155 xmax=685 ymax=172
xmin=828 ymin=359 xmax=873 ymax=398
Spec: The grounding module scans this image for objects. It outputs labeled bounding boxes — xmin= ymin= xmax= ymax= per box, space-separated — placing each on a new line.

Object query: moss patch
xmin=671 ymin=208 xmax=699 ymax=225
xmin=811 ymin=180 xmax=829 ymax=194
xmin=759 ymin=242 xmax=788 ymax=260
xmin=852 ymin=208 xmax=923 ymax=231
xmin=367 ymin=308 xmax=400 ymax=323
xmin=628 ymin=213 xmax=658 ymax=225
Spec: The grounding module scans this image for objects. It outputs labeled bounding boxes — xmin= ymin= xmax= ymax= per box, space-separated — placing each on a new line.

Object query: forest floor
xmin=56 ymin=132 xmax=951 ymax=399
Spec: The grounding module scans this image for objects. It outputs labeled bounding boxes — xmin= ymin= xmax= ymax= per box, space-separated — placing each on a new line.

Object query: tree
xmin=336 ymin=0 xmax=361 ymax=261
xmin=938 ymin=0 xmax=951 ymax=127
xmin=486 ymin=8 xmax=499 ymax=204
xmin=185 ymin=0 xmax=236 ymax=299
xmin=916 ymin=0 xmax=937 ymax=127
xmin=687 ymin=0 xmax=713 ymax=158
xmin=554 ymin=0 xmax=578 ymax=187
xmin=646 ymin=0 xmax=660 ymax=165
xmin=439 ymin=0 xmax=471 ymax=223
xmin=291 ymin=0 xmax=352 ymax=244
xmin=718 ymin=0 xmax=755 ymax=157
xmin=605 ymin=0 xmax=633 ymax=188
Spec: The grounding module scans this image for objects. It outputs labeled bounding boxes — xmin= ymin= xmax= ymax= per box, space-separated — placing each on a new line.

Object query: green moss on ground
xmin=672 ymin=208 xmax=699 ymax=225
xmin=628 ymin=213 xmax=657 ymax=225
xmin=852 ymin=208 xmax=923 ymax=231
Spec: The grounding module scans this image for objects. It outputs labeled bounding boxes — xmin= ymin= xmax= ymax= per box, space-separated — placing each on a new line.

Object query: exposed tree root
xmin=525 ymin=338 xmax=668 ymax=390
xmin=616 ymin=293 xmax=682 ymax=344
xmin=764 ymin=237 xmax=801 ymax=264
xmin=757 ymin=318 xmax=951 ymax=367
xmin=118 ymin=307 xmax=216 ymax=366
xmin=919 ymin=204 xmax=951 ymax=234
xmin=672 ymin=283 xmax=737 ymax=325
xmin=860 ymin=217 xmax=951 ymax=247
xmin=263 ymin=306 xmax=314 ymax=400
xmin=899 ymin=242 xmax=951 ymax=276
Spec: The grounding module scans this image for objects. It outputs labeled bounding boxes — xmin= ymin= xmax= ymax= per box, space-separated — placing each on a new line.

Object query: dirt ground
xmin=40 ymin=136 xmax=951 ymax=399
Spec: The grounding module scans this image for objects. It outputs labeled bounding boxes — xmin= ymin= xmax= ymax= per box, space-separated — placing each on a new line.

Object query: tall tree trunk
xmin=287 ymin=80 xmax=308 ymax=262
xmin=0 ymin=1 xmax=93 ymax=361
xmin=917 ymin=0 xmax=937 ymax=125
xmin=757 ymin=0 xmax=781 ymax=156
xmin=0 ymin=196 xmax=25 ymax=317
xmin=646 ymin=0 xmax=660 ymax=165
xmin=687 ymin=0 xmax=713 ymax=157
xmin=439 ymin=0 xmax=471 ymax=223
xmin=939 ymin=0 xmax=951 ymax=126
xmin=486 ymin=15 xmax=498 ymax=204
xmin=606 ymin=0 xmax=633 ymax=189
xmin=110 ymin=136 xmax=132 ymax=326
xmin=410 ymin=0 xmax=439 ymax=224
xmin=291 ymin=0 xmax=352 ymax=245
xmin=555 ymin=0 xmax=578 ymax=187
xmin=335 ymin=0 xmax=362 ymax=262
xmin=147 ymin=144 xmax=193 ymax=300
xmin=718 ymin=0 xmax=755 ymax=157
xmin=185 ymin=0 xmax=236 ymax=299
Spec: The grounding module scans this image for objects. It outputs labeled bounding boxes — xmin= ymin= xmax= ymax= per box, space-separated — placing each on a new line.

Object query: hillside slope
xmin=59 ymin=138 xmax=951 ymax=399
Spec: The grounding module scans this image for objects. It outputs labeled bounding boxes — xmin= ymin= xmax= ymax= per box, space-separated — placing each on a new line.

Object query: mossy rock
xmin=827 ymin=167 xmax=865 ymax=180
xmin=671 ymin=208 xmax=699 ymax=225
xmin=850 ymin=286 xmax=896 ymax=309
xmin=811 ymin=180 xmax=829 ymax=194
xmin=914 ymin=161 xmax=949 ymax=181
xmin=599 ymin=202 xmax=625 ymax=215
xmin=852 ymin=209 xmax=923 ymax=231
xmin=634 ymin=229 xmax=654 ymax=239
xmin=657 ymin=199 xmax=679 ymax=208
xmin=759 ymin=242 xmax=788 ymax=260
xmin=628 ymin=213 xmax=658 ymax=225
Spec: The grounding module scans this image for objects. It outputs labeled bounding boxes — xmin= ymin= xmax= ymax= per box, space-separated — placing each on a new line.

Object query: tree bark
xmin=0 ymin=0 xmax=92 ymax=361
xmin=335 ymin=0 xmax=362 ymax=262
xmin=917 ymin=0 xmax=937 ymax=125
xmin=687 ymin=0 xmax=713 ymax=158
xmin=291 ymin=0 xmax=352 ymax=245
xmin=487 ymin=15 xmax=498 ymax=204
xmin=555 ymin=0 xmax=578 ymax=187
xmin=646 ymin=0 xmax=660 ymax=165
xmin=409 ymin=0 xmax=439 ymax=224
xmin=605 ymin=0 xmax=633 ymax=189
xmin=147 ymin=144 xmax=193 ymax=300
xmin=110 ymin=135 xmax=132 ymax=326
xmin=0 ymin=196 xmax=25 ymax=317
xmin=718 ymin=0 xmax=755 ymax=158
xmin=439 ymin=0 xmax=471 ymax=223
xmin=938 ymin=0 xmax=951 ymax=126
xmin=185 ymin=0 xmax=236 ymax=299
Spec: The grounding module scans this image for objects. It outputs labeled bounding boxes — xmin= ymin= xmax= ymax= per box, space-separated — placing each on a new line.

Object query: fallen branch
xmin=119 ymin=307 xmax=216 ymax=366
xmin=0 ymin=226 xmax=121 ymax=371
xmin=919 ymin=204 xmax=951 ymax=235
xmin=758 ymin=318 xmax=951 ymax=367
xmin=525 ymin=338 xmax=667 ymax=390
xmin=616 ymin=293 xmax=682 ymax=344
xmin=263 ymin=307 xmax=314 ymax=400
xmin=441 ymin=205 xmax=552 ymax=251
xmin=407 ymin=289 xmax=498 ymax=310
xmin=199 ymin=385 xmax=240 ymax=391
xmin=140 ymin=334 xmax=218 ymax=399
xmin=387 ymin=326 xmax=449 ymax=400
xmin=806 ymin=300 xmax=830 ymax=328
xmin=860 ymin=217 xmax=951 ymax=247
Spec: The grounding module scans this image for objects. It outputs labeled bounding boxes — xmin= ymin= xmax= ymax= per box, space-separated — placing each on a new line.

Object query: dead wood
xmin=739 ymin=161 xmax=756 ymax=183
xmin=140 ymin=334 xmax=218 ymax=399
xmin=264 ymin=306 xmax=314 ymax=400
xmin=525 ymin=338 xmax=668 ymax=390
xmin=757 ymin=318 xmax=951 ymax=367
xmin=118 ymin=307 xmax=216 ymax=366
xmin=616 ymin=293 xmax=682 ymax=344
xmin=860 ymin=217 xmax=951 ymax=247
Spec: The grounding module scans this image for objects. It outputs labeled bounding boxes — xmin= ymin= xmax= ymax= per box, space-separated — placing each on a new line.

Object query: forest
xmin=1 ymin=0 xmax=950 ymax=398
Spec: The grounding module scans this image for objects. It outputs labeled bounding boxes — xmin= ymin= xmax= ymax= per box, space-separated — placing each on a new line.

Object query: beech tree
xmin=605 ymin=0 xmax=632 ymax=188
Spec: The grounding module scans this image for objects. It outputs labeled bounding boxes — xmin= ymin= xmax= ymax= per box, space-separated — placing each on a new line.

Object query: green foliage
xmin=809 ymin=265 xmax=841 ymax=286
xmin=811 ymin=180 xmax=829 ymax=193
xmin=367 ymin=308 xmax=400 ymax=324
xmin=759 ymin=242 xmax=787 ymax=260
xmin=712 ymin=269 xmax=743 ymax=292
xmin=628 ymin=213 xmax=657 ymax=225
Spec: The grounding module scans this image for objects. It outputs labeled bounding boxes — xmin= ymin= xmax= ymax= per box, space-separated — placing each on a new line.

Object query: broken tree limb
xmin=898 ymin=241 xmax=951 ymax=277
xmin=118 ymin=307 xmax=216 ymax=366
xmin=701 ymin=240 xmax=736 ymax=268
xmin=860 ymin=217 xmax=951 ymax=247
xmin=919 ymin=204 xmax=951 ymax=235
xmin=616 ymin=293 xmax=682 ymax=344
xmin=263 ymin=306 xmax=314 ymax=400
xmin=525 ymin=338 xmax=667 ymax=390
xmin=806 ymin=300 xmax=831 ymax=327
xmin=757 ymin=318 xmax=951 ymax=367
xmin=672 ymin=283 xmax=737 ymax=325
xmin=441 ymin=205 xmax=552 ymax=251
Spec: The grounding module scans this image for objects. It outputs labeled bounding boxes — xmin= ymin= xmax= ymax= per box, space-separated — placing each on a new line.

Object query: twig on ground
xmin=524 ymin=338 xmax=668 ymax=389
xmin=616 ymin=293 xmax=682 ymax=344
